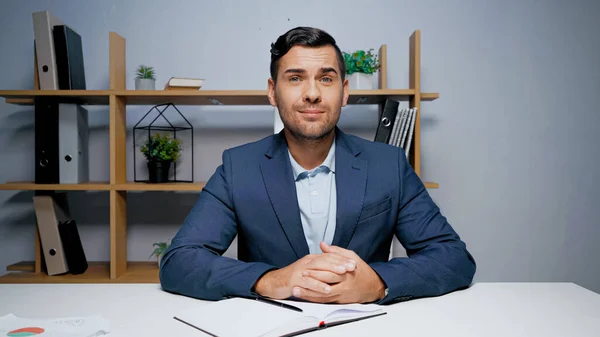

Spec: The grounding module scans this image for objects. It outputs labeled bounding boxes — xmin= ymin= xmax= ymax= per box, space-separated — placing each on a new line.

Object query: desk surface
xmin=1 ymin=282 xmax=599 ymax=336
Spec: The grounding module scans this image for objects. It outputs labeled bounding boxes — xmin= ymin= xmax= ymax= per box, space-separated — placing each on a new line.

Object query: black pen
xmin=254 ymin=296 xmax=303 ymax=312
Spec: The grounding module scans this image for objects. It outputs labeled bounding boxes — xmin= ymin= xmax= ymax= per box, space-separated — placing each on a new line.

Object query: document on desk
xmin=174 ymin=297 xmax=386 ymax=337
xmin=0 ymin=313 xmax=110 ymax=337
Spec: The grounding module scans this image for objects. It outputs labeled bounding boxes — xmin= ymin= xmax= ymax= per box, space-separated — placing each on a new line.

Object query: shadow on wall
xmin=3 ymin=190 xmax=201 ymax=226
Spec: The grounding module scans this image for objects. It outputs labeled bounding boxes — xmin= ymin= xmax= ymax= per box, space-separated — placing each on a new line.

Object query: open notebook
xmin=174 ymin=297 xmax=386 ymax=337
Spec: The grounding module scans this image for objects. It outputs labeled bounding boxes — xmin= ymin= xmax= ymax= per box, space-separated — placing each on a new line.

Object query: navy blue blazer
xmin=159 ymin=127 xmax=476 ymax=304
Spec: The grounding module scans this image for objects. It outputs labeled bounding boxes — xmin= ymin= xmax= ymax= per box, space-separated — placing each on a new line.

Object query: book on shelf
xmin=174 ymin=297 xmax=386 ymax=337
xmin=164 ymin=77 xmax=205 ymax=90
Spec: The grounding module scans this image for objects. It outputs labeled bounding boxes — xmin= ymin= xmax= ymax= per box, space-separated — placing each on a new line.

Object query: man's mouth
xmin=300 ymin=109 xmax=324 ymax=114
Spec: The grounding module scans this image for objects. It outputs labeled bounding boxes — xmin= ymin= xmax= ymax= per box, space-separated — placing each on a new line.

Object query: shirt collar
xmin=288 ymin=138 xmax=336 ymax=181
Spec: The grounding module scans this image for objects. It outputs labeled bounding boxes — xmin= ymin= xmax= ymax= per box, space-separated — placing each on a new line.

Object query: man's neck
xmin=285 ymin=129 xmax=335 ymax=171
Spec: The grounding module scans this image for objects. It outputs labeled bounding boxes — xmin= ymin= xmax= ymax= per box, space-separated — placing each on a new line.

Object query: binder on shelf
xmin=33 ymin=194 xmax=71 ymax=276
xmin=373 ymin=99 xmax=399 ymax=143
xmin=58 ymin=220 xmax=88 ymax=275
xmin=35 ymin=97 xmax=60 ymax=184
xmin=32 ymin=10 xmax=64 ymax=90
xmin=59 ymin=104 xmax=89 ymax=184
xmin=53 ymin=25 xmax=86 ymax=90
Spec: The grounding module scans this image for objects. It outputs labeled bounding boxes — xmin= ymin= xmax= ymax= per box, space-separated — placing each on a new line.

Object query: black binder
xmin=58 ymin=220 xmax=88 ymax=275
xmin=35 ymin=97 xmax=60 ymax=184
xmin=373 ymin=99 xmax=399 ymax=143
xmin=52 ymin=24 xmax=86 ymax=90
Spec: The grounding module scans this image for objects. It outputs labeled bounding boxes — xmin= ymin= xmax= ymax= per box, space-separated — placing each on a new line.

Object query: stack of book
xmin=373 ymin=100 xmax=417 ymax=160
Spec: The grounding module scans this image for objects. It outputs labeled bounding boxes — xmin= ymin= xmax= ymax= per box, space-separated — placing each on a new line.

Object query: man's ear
xmin=341 ymin=78 xmax=349 ymax=107
xmin=267 ymin=78 xmax=277 ymax=107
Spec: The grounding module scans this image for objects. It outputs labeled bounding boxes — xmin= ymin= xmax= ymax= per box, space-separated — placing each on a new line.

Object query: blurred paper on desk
xmin=0 ymin=314 xmax=110 ymax=337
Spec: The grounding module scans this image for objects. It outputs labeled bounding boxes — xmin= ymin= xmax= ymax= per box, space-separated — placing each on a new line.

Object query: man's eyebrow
xmin=282 ymin=67 xmax=339 ymax=75
xmin=320 ymin=67 xmax=338 ymax=75
xmin=283 ymin=68 xmax=306 ymax=74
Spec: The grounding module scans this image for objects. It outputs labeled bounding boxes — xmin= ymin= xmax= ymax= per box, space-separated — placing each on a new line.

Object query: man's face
xmin=268 ymin=45 xmax=349 ymax=141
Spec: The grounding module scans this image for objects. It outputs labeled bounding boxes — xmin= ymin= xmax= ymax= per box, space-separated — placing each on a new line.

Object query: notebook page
xmin=279 ymin=300 xmax=383 ymax=321
xmin=174 ymin=298 xmax=303 ymax=337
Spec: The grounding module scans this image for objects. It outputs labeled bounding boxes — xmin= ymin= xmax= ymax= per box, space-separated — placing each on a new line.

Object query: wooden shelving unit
xmin=0 ymin=181 xmax=111 ymax=191
xmin=0 ymin=30 xmax=439 ymax=283
xmin=3 ymin=89 xmax=439 ymax=106
xmin=0 ymin=261 xmax=159 ymax=283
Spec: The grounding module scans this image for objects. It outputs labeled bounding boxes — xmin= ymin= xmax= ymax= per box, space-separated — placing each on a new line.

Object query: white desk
xmin=1 ymin=282 xmax=599 ymax=336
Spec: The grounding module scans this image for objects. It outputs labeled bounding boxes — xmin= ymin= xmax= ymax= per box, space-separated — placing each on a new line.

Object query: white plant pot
xmin=347 ymin=73 xmax=374 ymax=90
xmin=135 ymin=78 xmax=156 ymax=90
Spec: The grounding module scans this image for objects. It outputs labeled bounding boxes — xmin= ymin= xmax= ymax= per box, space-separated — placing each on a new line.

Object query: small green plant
xmin=135 ymin=65 xmax=156 ymax=79
xmin=343 ymin=49 xmax=380 ymax=75
xmin=140 ymin=133 xmax=182 ymax=162
xmin=149 ymin=241 xmax=169 ymax=260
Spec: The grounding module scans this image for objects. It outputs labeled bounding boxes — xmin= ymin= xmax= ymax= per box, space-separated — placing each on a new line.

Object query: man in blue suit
xmin=159 ymin=26 xmax=476 ymax=305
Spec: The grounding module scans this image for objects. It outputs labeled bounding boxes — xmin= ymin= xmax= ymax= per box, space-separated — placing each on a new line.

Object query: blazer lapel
xmin=260 ymin=132 xmax=310 ymax=259
xmin=331 ymin=129 xmax=367 ymax=249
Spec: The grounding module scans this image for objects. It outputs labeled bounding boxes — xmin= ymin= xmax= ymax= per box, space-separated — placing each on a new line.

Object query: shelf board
xmin=0 ymin=261 xmax=159 ymax=283
xmin=115 ymin=89 xmax=418 ymax=105
xmin=0 ymin=181 xmax=111 ymax=191
xmin=424 ymin=182 xmax=439 ymax=189
xmin=0 ymin=89 xmax=439 ymax=106
xmin=421 ymin=92 xmax=439 ymax=101
xmin=114 ymin=181 xmax=206 ymax=191
xmin=1 ymin=90 xmax=111 ymax=105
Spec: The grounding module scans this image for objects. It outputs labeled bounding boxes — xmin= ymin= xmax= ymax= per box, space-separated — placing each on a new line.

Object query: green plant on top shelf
xmin=343 ymin=49 xmax=380 ymax=75
xmin=135 ymin=64 xmax=156 ymax=79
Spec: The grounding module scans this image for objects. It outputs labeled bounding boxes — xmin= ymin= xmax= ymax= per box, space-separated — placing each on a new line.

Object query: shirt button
xmin=311 ymin=190 xmax=318 ymax=196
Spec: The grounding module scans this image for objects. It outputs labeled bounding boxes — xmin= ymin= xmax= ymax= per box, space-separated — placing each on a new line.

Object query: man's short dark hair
xmin=270 ymin=26 xmax=346 ymax=83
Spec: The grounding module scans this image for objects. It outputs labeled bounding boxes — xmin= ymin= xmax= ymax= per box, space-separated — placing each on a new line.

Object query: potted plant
xmin=135 ymin=64 xmax=156 ymax=90
xmin=343 ymin=49 xmax=380 ymax=90
xmin=149 ymin=241 xmax=170 ymax=267
xmin=140 ymin=133 xmax=182 ymax=183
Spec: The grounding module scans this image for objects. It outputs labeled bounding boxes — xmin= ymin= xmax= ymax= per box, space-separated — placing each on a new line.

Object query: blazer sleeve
xmin=370 ymin=148 xmax=476 ymax=304
xmin=159 ymin=149 xmax=277 ymax=300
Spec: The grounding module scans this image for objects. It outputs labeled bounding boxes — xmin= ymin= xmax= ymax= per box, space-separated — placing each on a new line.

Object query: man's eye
xmin=289 ymin=76 xmax=300 ymax=82
xmin=321 ymin=77 xmax=332 ymax=83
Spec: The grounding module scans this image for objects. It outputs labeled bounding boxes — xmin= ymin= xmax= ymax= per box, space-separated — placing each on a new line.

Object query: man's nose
xmin=303 ymin=80 xmax=321 ymax=103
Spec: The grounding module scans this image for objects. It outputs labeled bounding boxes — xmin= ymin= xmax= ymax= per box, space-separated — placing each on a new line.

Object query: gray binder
xmin=59 ymin=104 xmax=89 ymax=183
xmin=32 ymin=10 xmax=64 ymax=89
xmin=33 ymin=195 xmax=71 ymax=276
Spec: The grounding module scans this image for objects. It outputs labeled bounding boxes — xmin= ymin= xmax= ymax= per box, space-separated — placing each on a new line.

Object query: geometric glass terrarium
xmin=133 ymin=103 xmax=194 ymax=183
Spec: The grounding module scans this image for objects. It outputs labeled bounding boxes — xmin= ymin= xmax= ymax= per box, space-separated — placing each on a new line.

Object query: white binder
xmin=59 ymin=104 xmax=89 ymax=183
xmin=32 ymin=10 xmax=64 ymax=90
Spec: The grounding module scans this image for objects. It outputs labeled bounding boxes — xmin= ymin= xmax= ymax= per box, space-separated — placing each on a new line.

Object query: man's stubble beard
xmin=275 ymin=88 xmax=341 ymax=142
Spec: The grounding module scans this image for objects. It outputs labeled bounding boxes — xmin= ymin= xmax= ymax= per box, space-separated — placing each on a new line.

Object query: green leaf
xmin=139 ymin=132 xmax=182 ymax=162
xmin=343 ymin=48 xmax=380 ymax=75
xmin=135 ymin=64 xmax=156 ymax=79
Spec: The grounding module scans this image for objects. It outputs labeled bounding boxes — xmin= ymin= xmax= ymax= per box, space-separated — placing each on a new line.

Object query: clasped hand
xmin=254 ymin=242 xmax=386 ymax=304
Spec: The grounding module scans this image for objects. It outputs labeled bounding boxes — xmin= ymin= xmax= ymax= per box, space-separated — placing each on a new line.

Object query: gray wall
xmin=1 ymin=0 xmax=599 ymax=293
